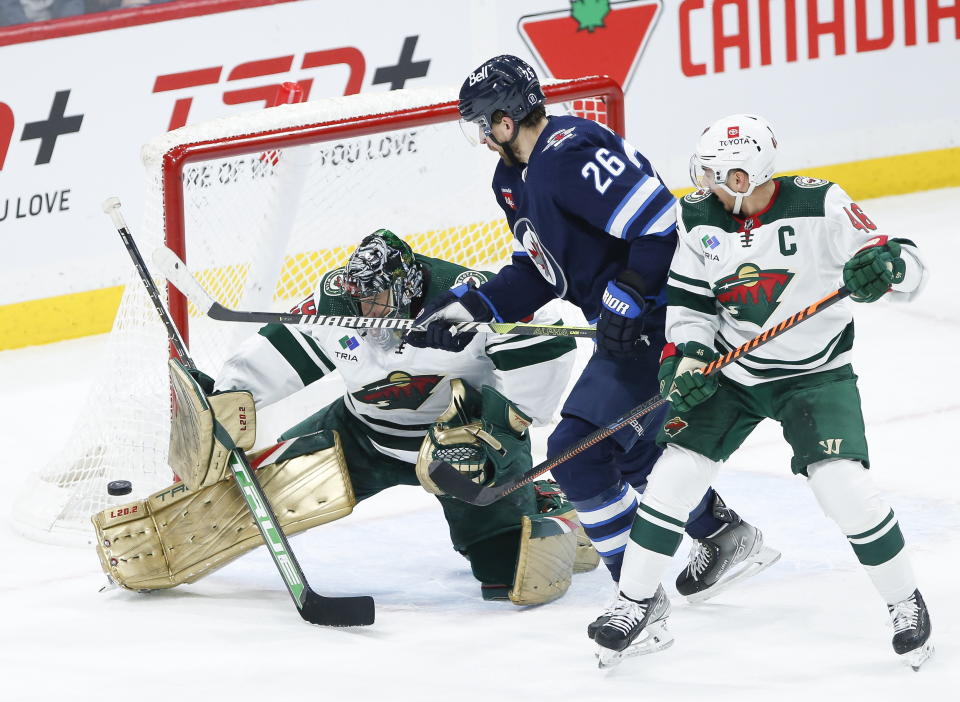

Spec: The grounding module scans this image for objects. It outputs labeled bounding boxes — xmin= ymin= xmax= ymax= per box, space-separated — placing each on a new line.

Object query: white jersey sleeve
xmin=214 ymin=291 xmax=339 ymax=406
xmin=824 ymin=185 xmax=927 ymax=302
xmin=664 ymin=200 xmax=720 ymax=350
xmin=483 ymin=298 xmax=578 ymax=426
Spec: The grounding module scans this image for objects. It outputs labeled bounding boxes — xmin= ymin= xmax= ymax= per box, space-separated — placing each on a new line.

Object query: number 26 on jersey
xmin=581 ymin=148 xmax=625 ymax=194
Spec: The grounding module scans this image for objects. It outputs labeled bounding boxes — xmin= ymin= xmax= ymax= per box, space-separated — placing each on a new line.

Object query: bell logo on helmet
xmin=468 ymin=66 xmax=490 ymax=86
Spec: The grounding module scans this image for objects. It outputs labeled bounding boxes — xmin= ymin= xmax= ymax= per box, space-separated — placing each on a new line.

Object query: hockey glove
xmin=843 ymin=238 xmax=905 ymax=303
xmin=658 ymin=341 xmax=719 ymax=413
xmin=416 ymin=379 xmax=532 ymax=493
xmin=404 ymin=282 xmax=495 ymax=352
xmin=596 ymin=270 xmax=651 ymax=358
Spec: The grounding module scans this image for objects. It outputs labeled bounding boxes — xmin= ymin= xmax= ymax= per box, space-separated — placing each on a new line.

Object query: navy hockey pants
xmin=548 ymin=343 xmax=722 ymax=580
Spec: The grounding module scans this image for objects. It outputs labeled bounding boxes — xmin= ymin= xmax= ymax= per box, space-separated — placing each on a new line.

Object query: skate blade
xmin=596 ymin=622 xmax=674 ymax=669
xmin=902 ymin=642 xmax=934 ymax=671
xmin=685 ymin=546 xmax=782 ymax=604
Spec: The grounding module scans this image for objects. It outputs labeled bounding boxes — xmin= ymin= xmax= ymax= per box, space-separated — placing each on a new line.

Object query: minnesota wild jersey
xmin=215 ymin=254 xmax=577 ymax=463
xmin=667 ymin=176 xmax=926 ymax=386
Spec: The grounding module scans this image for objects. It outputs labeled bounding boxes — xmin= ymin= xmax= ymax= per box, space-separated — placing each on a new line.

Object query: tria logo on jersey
xmin=351 ymin=371 xmax=442 ymax=410
xmin=713 ymin=264 xmax=794 ymax=326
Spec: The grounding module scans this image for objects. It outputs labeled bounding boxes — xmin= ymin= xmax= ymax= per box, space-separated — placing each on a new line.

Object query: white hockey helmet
xmin=689 ymin=114 xmax=778 ymax=213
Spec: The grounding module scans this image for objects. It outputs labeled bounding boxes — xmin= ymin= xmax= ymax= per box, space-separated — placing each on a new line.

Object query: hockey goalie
xmin=92 ymin=229 xmax=599 ymax=605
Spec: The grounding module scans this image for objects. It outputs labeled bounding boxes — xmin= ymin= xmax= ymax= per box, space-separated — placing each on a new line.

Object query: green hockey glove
xmin=658 ymin=341 xmax=720 ymax=413
xmin=843 ymin=238 xmax=905 ymax=303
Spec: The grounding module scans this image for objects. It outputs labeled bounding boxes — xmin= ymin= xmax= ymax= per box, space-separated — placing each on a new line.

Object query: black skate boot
xmin=676 ymin=495 xmax=780 ymax=603
xmin=888 ymin=589 xmax=934 ymax=671
xmin=587 ymin=584 xmax=619 ymax=640
xmin=594 ymin=584 xmax=673 ymax=669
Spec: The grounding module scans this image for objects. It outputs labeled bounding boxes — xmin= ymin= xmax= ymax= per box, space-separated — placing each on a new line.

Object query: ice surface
xmin=1 ymin=189 xmax=957 ymax=701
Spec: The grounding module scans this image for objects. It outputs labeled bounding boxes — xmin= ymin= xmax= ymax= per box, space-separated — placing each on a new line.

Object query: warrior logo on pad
xmin=352 ymin=372 xmax=442 ymax=410
xmin=713 ymin=264 xmax=794 ymax=326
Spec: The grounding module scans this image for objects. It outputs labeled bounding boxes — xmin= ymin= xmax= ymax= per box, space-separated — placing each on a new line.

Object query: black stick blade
xmin=428 ymin=461 xmax=498 ymax=506
xmin=300 ymin=591 xmax=375 ymax=627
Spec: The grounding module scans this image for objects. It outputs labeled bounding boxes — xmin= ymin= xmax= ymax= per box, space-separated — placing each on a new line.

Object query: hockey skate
xmin=587 ymin=583 xmax=619 ymax=640
xmin=888 ymin=589 xmax=934 ymax=671
xmin=677 ymin=498 xmax=780 ymax=604
xmin=594 ymin=585 xmax=674 ymax=669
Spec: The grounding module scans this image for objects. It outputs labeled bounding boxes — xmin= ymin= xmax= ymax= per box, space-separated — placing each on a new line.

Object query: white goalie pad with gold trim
xmin=92 ymin=430 xmax=354 ymax=591
xmin=168 ymin=358 xmax=256 ymax=490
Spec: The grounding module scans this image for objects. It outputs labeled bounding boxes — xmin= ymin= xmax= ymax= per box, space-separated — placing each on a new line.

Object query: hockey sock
xmin=572 ymin=480 xmax=640 ymax=581
xmin=683 ymin=487 xmax=723 ymax=539
xmin=808 ymin=459 xmax=917 ymax=603
xmin=620 ymin=446 xmax=720 ymax=600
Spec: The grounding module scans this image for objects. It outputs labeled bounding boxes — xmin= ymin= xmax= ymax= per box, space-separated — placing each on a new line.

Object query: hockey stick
xmin=103 ymin=197 xmax=374 ymax=627
xmin=151 ymin=245 xmax=596 ymax=338
xmin=429 ymin=286 xmax=852 ymax=506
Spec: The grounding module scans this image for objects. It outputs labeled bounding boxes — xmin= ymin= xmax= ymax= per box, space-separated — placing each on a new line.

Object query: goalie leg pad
xmin=574 ymin=526 xmax=601 ymax=574
xmin=508 ymin=480 xmax=596 ymax=605
xmin=93 ymin=430 xmax=354 ymax=590
xmin=168 ymin=358 xmax=256 ymax=490
xmin=509 ymin=506 xmax=583 ymax=605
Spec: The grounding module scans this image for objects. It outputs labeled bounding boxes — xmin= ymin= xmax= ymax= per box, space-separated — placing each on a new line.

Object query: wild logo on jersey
xmin=351 ymin=371 xmax=442 ymax=410
xmin=713 ymin=263 xmax=794 ymax=326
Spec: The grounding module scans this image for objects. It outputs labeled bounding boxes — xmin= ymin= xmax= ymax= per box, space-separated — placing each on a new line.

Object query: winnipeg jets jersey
xmin=667 ymin=177 xmax=925 ymax=386
xmin=479 ymin=115 xmax=678 ymax=323
xmin=214 ymin=255 xmax=577 ymax=464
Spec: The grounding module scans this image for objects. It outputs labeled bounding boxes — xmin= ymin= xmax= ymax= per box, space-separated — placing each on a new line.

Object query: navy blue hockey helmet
xmin=458 ymin=55 xmax=545 ymax=138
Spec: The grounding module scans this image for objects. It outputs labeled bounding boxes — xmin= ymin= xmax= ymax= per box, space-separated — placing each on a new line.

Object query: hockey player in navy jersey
xmin=406 ymin=55 xmax=780 ymax=639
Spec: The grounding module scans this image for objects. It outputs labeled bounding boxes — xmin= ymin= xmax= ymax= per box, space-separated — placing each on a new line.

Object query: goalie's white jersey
xmin=667 ymin=177 xmax=926 ymax=386
xmin=215 ymin=257 xmax=577 ymax=464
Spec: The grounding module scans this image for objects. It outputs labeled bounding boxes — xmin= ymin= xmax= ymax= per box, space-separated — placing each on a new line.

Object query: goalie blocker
xmin=93 ymin=360 xmax=357 ymax=590
xmin=94 ymin=367 xmax=597 ymax=602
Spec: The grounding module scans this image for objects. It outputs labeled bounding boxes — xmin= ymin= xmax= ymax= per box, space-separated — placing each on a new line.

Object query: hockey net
xmin=12 ymin=77 xmax=624 ymax=544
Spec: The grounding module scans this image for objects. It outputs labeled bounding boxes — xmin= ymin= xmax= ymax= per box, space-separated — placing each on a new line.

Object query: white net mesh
xmin=12 ymin=79 xmax=619 ymax=544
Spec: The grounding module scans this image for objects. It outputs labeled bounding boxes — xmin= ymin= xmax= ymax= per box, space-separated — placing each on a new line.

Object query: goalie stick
xmin=429 ymin=286 xmax=852 ymax=506
xmin=151 ymin=245 xmax=596 ymax=338
xmin=102 ymin=197 xmax=375 ymax=628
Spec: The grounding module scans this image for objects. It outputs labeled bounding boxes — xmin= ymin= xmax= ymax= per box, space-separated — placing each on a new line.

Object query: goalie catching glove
xmin=415 ymin=378 xmax=532 ymax=494
xmin=415 ymin=380 xmax=599 ymax=605
xmin=658 ymin=341 xmax=720 ymax=413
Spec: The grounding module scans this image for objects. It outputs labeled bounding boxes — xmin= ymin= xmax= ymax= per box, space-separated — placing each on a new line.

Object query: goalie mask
xmin=689 ymin=113 xmax=778 ymax=215
xmin=344 ymin=229 xmax=423 ymax=319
